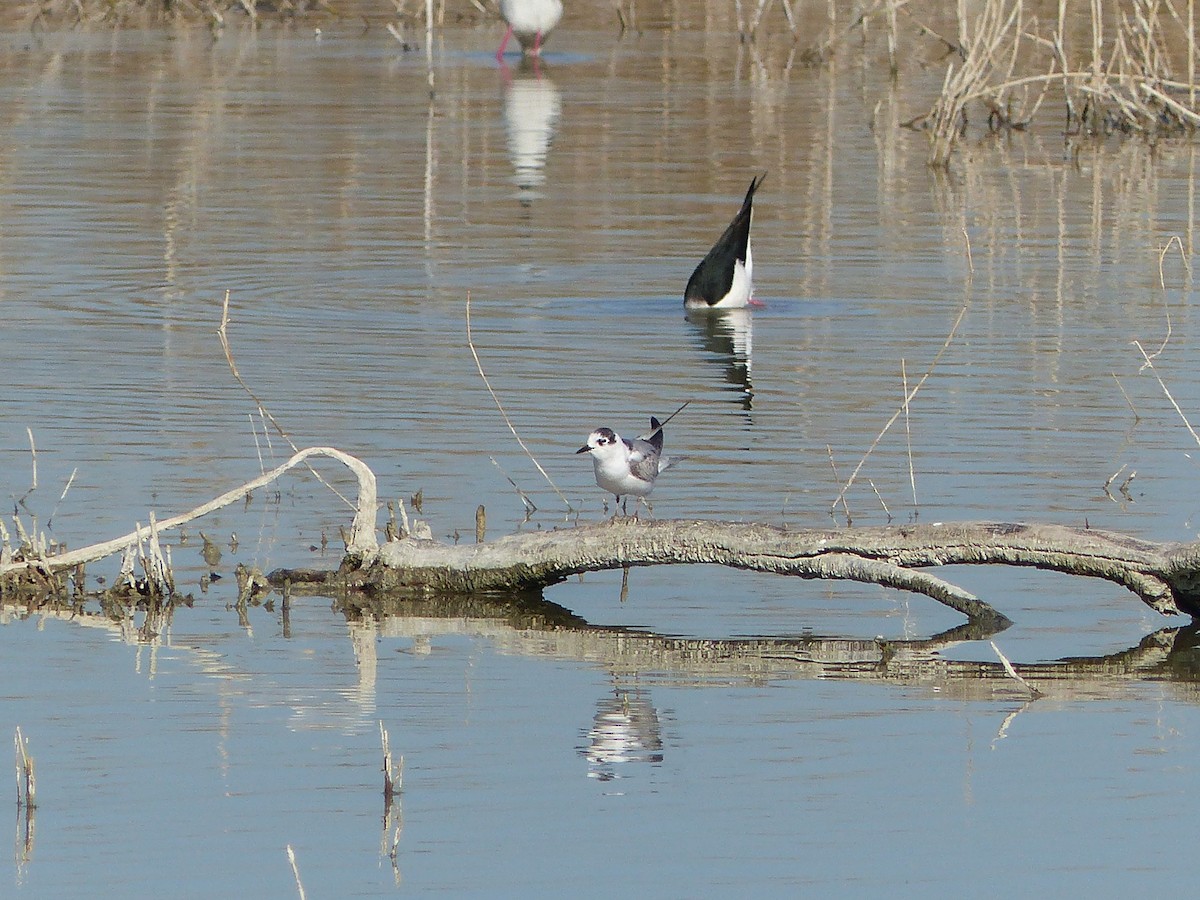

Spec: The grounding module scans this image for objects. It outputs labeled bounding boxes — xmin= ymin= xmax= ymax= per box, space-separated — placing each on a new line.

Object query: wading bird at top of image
xmin=496 ymin=0 xmax=564 ymax=61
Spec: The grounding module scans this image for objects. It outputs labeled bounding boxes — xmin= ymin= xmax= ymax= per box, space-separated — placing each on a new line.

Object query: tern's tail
xmin=658 ymin=454 xmax=686 ymax=472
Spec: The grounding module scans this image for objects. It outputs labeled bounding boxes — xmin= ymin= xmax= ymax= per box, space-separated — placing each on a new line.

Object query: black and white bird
xmin=576 ymin=416 xmax=673 ymax=515
xmin=684 ymin=175 xmax=766 ymax=310
xmin=496 ymin=0 xmax=564 ymax=60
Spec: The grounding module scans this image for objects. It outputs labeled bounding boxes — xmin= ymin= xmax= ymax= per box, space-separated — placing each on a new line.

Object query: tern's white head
xmin=577 ymin=427 xmax=624 ymax=461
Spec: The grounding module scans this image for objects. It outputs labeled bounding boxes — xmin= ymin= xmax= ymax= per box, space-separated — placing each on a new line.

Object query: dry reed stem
xmin=25 ymin=428 xmax=37 ymax=494
xmin=1133 ymin=341 xmax=1200 ymax=447
xmin=927 ymin=0 xmax=1197 ymax=165
xmin=1131 ymin=237 xmax=1193 ymax=436
xmin=219 ymin=290 xmax=354 ymax=510
xmin=489 ymin=457 xmax=537 ymax=514
xmin=380 ymin=720 xmax=403 ymax=804
xmin=286 ymin=845 xmax=306 ymax=900
xmin=830 ymin=306 xmax=968 ymax=515
xmin=867 ymin=479 xmax=891 ymax=519
xmin=424 ymin=0 xmax=434 ymax=92
xmin=826 ymin=445 xmax=852 ymax=522
xmin=46 ymin=467 xmax=78 ymax=531
xmin=1111 ymin=373 xmax=1140 ymax=420
xmin=990 ymin=640 xmax=1043 ymax=696
xmin=901 ymin=359 xmax=918 ymax=510
xmin=465 ymin=294 xmax=573 ymax=511
xmin=14 ymin=727 xmax=36 ymax=810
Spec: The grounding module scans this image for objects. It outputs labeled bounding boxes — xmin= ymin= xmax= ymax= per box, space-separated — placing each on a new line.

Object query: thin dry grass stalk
xmin=1132 ymin=235 xmax=1199 ymax=446
xmin=465 ymin=294 xmax=573 ymax=512
xmin=286 ymin=844 xmax=306 ymax=900
xmin=14 ymin=727 xmax=36 ymax=810
xmin=380 ymin=720 xmax=404 ymax=806
xmin=830 ymin=306 xmax=967 ymax=518
xmin=990 ymin=641 xmax=1043 ymax=696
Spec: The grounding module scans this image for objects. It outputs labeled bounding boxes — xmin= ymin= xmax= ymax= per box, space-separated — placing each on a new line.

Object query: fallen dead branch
xmin=8 ymin=446 xmax=1200 ymax=629
xmin=0 ymin=446 xmax=378 ymax=586
xmin=267 ymin=517 xmax=1200 ymax=627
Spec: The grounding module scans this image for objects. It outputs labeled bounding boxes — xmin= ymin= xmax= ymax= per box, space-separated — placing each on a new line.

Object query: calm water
xmin=2 ymin=20 xmax=1199 ymax=897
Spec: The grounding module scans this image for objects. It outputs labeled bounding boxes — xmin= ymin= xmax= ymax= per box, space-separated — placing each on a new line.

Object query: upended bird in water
xmin=496 ymin=0 xmax=564 ymax=60
xmin=684 ymin=175 xmax=766 ymax=310
xmin=577 ymin=416 xmax=677 ymax=515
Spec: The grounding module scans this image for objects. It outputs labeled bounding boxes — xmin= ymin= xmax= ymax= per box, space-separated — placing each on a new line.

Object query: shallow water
xmin=2 ymin=21 xmax=1199 ymax=896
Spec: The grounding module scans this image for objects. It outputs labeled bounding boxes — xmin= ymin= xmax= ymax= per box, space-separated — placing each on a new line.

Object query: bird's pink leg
xmin=533 ymin=30 xmax=543 ymax=56
xmin=495 ymin=25 xmax=514 ymax=62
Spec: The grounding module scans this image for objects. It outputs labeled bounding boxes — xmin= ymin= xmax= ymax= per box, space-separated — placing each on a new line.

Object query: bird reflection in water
xmin=500 ymin=61 xmax=562 ymax=206
xmin=581 ymin=686 xmax=665 ymax=781
xmin=686 ymin=307 xmax=754 ymax=411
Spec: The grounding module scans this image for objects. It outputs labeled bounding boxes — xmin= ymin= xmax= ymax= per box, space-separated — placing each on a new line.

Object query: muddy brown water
xmin=1 ymin=22 xmax=1198 ymax=896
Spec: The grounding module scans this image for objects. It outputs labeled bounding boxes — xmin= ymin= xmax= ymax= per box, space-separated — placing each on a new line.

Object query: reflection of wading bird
xmin=684 ymin=175 xmax=766 ymax=310
xmin=496 ymin=0 xmax=564 ymax=60
xmin=686 ymin=307 xmax=754 ymax=410
xmin=577 ymin=417 xmax=676 ymax=516
xmin=503 ymin=72 xmax=562 ymax=203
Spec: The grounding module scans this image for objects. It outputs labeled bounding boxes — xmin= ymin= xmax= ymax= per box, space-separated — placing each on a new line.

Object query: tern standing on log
xmin=577 ymin=417 xmax=674 ymax=515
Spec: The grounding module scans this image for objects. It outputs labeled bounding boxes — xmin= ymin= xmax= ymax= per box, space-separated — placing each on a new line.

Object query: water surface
xmin=1 ymin=22 xmax=1198 ymax=896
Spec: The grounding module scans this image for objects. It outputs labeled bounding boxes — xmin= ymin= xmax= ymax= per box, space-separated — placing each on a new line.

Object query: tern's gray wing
xmin=623 ymin=437 xmax=661 ymax=482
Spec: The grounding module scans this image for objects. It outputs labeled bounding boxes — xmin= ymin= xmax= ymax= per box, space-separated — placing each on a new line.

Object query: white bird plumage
xmin=684 ymin=175 xmax=766 ymax=310
xmin=496 ymin=0 xmax=564 ymax=60
xmin=576 ymin=416 xmax=674 ymax=514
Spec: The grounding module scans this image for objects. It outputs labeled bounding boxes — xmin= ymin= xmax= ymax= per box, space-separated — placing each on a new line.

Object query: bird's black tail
xmin=646 ymin=416 xmax=665 ymax=452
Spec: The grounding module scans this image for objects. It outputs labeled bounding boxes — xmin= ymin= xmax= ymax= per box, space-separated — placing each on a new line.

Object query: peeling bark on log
xmin=321 ymin=519 xmax=1200 ymax=625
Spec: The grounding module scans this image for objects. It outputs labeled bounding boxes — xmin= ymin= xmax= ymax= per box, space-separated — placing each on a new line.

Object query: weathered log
xmin=319 ymin=518 xmax=1200 ymax=625
xmin=3 ymin=443 xmax=1194 ymax=628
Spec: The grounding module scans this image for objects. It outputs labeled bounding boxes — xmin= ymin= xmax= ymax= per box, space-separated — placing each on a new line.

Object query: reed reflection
xmin=500 ymin=61 xmax=561 ymax=206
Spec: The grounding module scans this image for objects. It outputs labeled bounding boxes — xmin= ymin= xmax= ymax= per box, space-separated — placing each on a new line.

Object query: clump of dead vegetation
xmin=24 ymin=0 xmax=328 ymax=30
xmin=906 ymin=0 xmax=1199 ymax=166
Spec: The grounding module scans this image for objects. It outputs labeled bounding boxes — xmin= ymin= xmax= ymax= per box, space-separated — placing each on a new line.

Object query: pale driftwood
xmin=0 ymin=447 xmax=378 ymax=580
xmin=7 ymin=443 xmax=1199 ymax=628
xmin=332 ymin=519 xmax=1200 ymax=625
